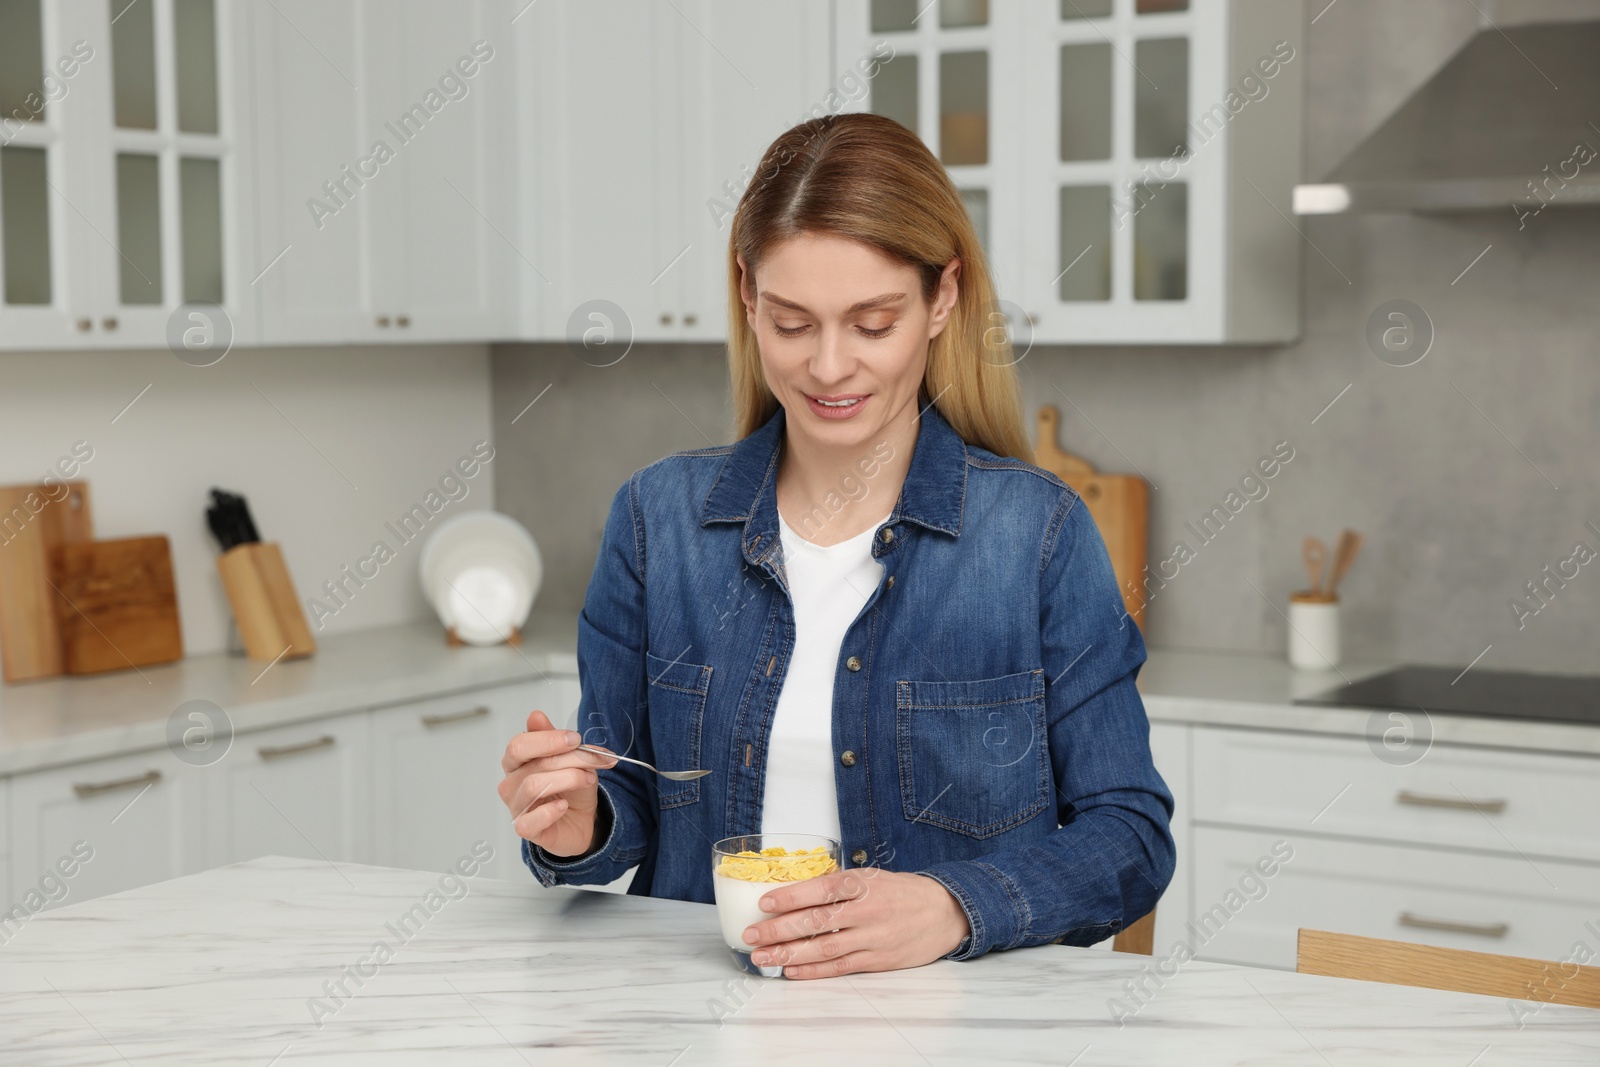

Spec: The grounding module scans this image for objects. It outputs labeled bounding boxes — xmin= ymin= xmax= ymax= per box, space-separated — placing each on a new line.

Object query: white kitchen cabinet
xmin=1147 ymin=720 xmax=1190 ymax=954
xmin=249 ymin=0 xmax=518 ymax=345
xmin=836 ymin=0 xmax=1304 ymax=344
xmin=523 ymin=0 xmax=833 ymax=345
xmin=1192 ymin=825 xmax=1600 ymax=971
xmin=0 ymin=0 xmax=249 ymax=351
xmin=9 ymin=746 xmax=203 ymax=913
xmin=203 ymin=709 xmax=372 ymax=869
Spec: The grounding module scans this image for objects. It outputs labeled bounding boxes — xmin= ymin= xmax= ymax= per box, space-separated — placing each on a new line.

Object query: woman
xmin=499 ymin=112 xmax=1174 ymax=979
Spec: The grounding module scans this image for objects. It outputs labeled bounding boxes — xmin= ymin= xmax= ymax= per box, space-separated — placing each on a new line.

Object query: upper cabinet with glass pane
xmin=836 ymin=0 xmax=1304 ymax=345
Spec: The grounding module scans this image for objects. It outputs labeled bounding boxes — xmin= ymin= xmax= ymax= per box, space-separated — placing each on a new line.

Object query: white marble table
xmin=1 ymin=856 xmax=1595 ymax=1065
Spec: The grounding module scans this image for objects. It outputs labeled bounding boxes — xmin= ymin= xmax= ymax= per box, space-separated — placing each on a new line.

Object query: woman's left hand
xmin=740 ymin=868 xmax=970 ymax=979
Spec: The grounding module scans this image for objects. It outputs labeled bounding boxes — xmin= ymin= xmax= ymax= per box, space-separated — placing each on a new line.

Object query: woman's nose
xmin=809 ymin=325 xmax=855 ymax=385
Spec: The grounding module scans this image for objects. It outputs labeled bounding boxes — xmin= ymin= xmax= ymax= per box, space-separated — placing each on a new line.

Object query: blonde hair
xmin=725 ymin=112 xmax=1033 ymax=463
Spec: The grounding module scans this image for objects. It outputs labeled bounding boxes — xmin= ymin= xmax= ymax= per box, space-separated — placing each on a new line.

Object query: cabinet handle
xmin=258 ymin=735 xmax=336 ymax=761
xmin=397 ymin=315 xmax=411 ymax=328
xmin=76 ymin=317 xmax=93 ymax=332
xmin=421 ymin=705 xmax=490 ymax=728
xmin=377 ymin=315 xmax=391 ymax=327
xmin=73 ymin=769 xmax=161 ymax=798
xmin=659 ymin=312 xmax=673 ymax=326
xmin=102 ymin=317 xmax=119 ymax=331
xmin=1399 ymin=912 xmax=1509 ymax=938
xmin=683 ymin=313 xmax=697 ymax=326
xmin=1396 ymin=789 xmax=1506 ymax=814
xmin=1025 ymin=312 xmax=1038 ymax=325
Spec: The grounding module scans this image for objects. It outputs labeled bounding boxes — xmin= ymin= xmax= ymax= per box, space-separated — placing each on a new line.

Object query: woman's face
xmin=738 ymin=233 xmax=959 ymax=453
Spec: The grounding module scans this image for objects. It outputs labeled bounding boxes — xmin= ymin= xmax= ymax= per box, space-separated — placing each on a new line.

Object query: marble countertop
xmin=1 ymin=855 xmax=1594 ymax=1065
xmin=0 ymin=609 xmax=579 ymax=777
xmin=3 ymin=604 xmax=1594 ymax=778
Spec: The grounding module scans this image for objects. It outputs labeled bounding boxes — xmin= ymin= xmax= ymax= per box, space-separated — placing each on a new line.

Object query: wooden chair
xmin=1297 ymin=929 xmax=1600 ymax=1009
xmin=1112 ymin=908 xmax=1156 ymax=955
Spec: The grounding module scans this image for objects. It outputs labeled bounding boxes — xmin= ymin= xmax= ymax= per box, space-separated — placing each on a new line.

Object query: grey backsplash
xmin=492 ymin=0 xmax=1600 ymax=673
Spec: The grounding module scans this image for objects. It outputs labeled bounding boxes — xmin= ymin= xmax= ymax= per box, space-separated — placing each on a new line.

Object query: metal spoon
xmin=578 ymin=743 xmax=711 ymax=781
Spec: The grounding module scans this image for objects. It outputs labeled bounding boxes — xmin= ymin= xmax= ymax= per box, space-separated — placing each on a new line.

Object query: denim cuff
xmin=918 ymin=859 xmax=1024 ymax=961
xmin=523 ymin=783 xmax=619 ymax=886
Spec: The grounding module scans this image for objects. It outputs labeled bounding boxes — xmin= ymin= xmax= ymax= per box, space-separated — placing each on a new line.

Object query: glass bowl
xmin=712 ymin=833 xmax=841 ymax=978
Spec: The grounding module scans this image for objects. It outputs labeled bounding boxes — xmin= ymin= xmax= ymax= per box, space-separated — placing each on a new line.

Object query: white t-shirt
xmin=758 ymin=511 xmax=889 ymax=840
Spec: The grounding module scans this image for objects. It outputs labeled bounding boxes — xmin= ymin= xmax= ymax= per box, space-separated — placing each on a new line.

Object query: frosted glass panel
xmin=116 ymin=153 xmax=163 ymax=304
xmin=1135 ymin=37 xmax=1188 ymax=158
xmin=939 ymin=51 xmax=987 ymax=166
xmin=870 ymin=0 xmax=918 ymax=32
xmin=1061 ymin=0 xmax=1113 ymax=17
xmin=1058 ymin=185 xmax=1109 ymax=302
xmin=1134 ymin=182 xmax=1186 ymax=300
xmin=1059 ymin=43 xmax=1111 ymax=161
xmin=180 ymin=157 xmax=222 ymax=303
xmin=872 ymin=53 xmax=918 ymax=136
xmin=940 ymin=0 xmax=987 ymax=28
xmin=1 ymin=146 xmax=52 ymax=305
xmin=960 ymin=188 xmax=988 ymax=257
xmin=0 ymin=1 xmax=46 ymax=121
xmin=112 ymin=0 xmax=158 ymax=129
xmin=174 ymin=0 xmax=219 ymax=134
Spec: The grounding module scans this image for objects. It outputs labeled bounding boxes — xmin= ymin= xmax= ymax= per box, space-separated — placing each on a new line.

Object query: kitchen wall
xmin=492 ymin=0 xmax=1600 ymax=673
xmin=1 ymin=345 xmax=494 ymax=657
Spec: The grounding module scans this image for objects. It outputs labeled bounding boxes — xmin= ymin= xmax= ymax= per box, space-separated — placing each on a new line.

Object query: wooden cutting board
xmin=1033 ymin=406 xmax=1150 ymax=632
xmin=0 ymin=481 xmax=94 ymax=683
xmin=51 ymin=535 xmax=184 ymax=675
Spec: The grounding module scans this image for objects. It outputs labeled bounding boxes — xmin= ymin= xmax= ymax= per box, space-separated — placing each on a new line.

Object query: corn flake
xmin=715 ymin=846 xmax=838 ymax=883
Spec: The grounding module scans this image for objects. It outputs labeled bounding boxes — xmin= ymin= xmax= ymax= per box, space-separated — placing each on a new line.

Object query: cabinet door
xmin=526 ymin=0 xmax=680 ymax=344
xmin=203 ymin=711 xmax=371 ymax=869
xmin=9 ymin=748 xmax=203 ymax=913
xmin=249 ymin=0 xmax=381 ymax=343
xmin=0 ymin=0 xmax=98 ymax=348
xmin=370 ymin=683 xmax=551 ymax=881
xmin=834 ymin=0 xmax=1027 ymax=308
xmin=1147 ymin=719 xmax=1190 ymax=954
xmin=368 ymin=0 xmax=518 ymax=343
xmin=675 ymin=0 xmax=833 ymax=342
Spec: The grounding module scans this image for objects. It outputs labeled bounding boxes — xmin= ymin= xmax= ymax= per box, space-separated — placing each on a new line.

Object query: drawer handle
xmin=73 ymin=769 xmax=161 ymax=798
xmin=1399 ymin=912 xmax=1509 ymax=938
xmin=1396 ymin=789 xmax=1506 ymax=814
xmin=421 ymin=705 xmax=490 ymax=728
xmin=258 ymin=735 xmax=336 ymax=761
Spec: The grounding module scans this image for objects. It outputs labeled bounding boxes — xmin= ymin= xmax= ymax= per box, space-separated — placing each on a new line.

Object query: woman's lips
xmin=803 ymin=393 xmax=869 ymax=421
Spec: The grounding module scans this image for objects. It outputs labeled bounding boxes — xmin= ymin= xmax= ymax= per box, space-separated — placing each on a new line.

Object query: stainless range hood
xmin=1294 ymin=19 xmax=1600 ymax=216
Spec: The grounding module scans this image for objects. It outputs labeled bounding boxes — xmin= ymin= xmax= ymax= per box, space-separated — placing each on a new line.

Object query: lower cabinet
xmin=1191 ymin=825 xmax=1600 ymax=970
xmin=8 ymin=747 xmax=204 ymax=916
xmin=203 ymin=710 xmax=373 ymax=870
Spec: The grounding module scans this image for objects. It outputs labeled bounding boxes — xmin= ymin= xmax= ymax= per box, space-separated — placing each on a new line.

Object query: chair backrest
xmin=1297 ymin=928 xmax=1600 ymax=1009
xmin=1112 ymin=907 xmax=1156 ymax=955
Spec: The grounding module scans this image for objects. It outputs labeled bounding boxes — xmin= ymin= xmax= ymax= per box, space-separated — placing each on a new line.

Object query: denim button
xmin=885 ymin=575 xmax=895 ymax=589
xmin=879 ymin=527 xmax=895 ymax=544
xmin=845 ymin=656 xmax=862 ymax=672
xmin=850 ymin=849 xmax=868 ymax=865
xmin=840 ymin=750 xmax=857 ymax=767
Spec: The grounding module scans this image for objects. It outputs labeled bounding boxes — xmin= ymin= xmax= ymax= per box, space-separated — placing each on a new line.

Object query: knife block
xmin=217 ymin=542 xmax=316 ymax=662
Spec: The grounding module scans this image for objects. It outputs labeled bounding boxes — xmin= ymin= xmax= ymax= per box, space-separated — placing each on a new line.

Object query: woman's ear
xmin=927 ymin=256 xmax=962 ymax=340
xmin=736 ymin=252 xmax=758 ymax=327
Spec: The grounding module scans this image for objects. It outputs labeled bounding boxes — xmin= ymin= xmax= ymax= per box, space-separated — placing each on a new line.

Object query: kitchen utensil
xmin=1033 ymin=405 xmax=1150 ymax=630
xmin=206 ymin=488 xmax=261 ymax=551
xmin=418 ymin=510 xmax=542 ymax=646
xmin=51 ymin=535 xmax=183 ymax=674
xmin=577 ymin=743 xmax=709 ymax=781
xmin=1325 ymin=528 xmax=1364 ymax=595
xmin=1303 ymin=536 xmax=1327 ymax=594
xmin=216 ymin=541 xmax=316 ymax=662
xmin=712 ymin=834 xmax=842 ymax=977
xmin=0 ymin=481 xmax=93 ymax=683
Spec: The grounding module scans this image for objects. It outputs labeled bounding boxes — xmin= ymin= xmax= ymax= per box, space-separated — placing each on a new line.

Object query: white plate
xmin=417 ymin=511 xmax=542 ymax=644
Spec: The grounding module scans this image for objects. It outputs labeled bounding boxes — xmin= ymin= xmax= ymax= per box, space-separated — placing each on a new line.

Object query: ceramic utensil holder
xmin=1287 ymin=590 xmax=1340 ymax=670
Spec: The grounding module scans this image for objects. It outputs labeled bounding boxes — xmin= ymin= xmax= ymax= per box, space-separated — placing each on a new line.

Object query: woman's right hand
xmin=499 ymin=710 xmax=619 ymax=857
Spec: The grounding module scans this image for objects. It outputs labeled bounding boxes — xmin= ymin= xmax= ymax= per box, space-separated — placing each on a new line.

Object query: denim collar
xmin=701 ymin=400 xmax=968 ymax=566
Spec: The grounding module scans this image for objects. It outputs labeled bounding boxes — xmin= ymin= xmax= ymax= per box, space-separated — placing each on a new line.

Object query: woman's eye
xmin=858 ymin=323 xmax=896 ymax=339
xmin=773 ymin=323 xmax=808 ymax=337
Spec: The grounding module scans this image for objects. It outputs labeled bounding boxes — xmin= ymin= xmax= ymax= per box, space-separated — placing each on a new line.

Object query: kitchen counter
xmin=3 ymin=608 xmax=1595 ymax=777
xmin=1 ymin=855 xmax=1593 ymax=1064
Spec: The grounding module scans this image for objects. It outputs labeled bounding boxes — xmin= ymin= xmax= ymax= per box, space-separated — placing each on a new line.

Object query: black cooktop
xmin=1294 ymin=666 xmax=1600 ymax=726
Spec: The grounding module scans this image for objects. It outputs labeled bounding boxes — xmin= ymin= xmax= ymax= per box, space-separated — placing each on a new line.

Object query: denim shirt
xmin=523 ymin=403 xmax=1175 ymax=960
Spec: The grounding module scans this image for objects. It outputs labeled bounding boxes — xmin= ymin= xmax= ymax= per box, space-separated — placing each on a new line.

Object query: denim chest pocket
xmin=895 ymin=670 xmax=1049 ymax=838
xmin=646 ymin=650 xmax=712 ymax=808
